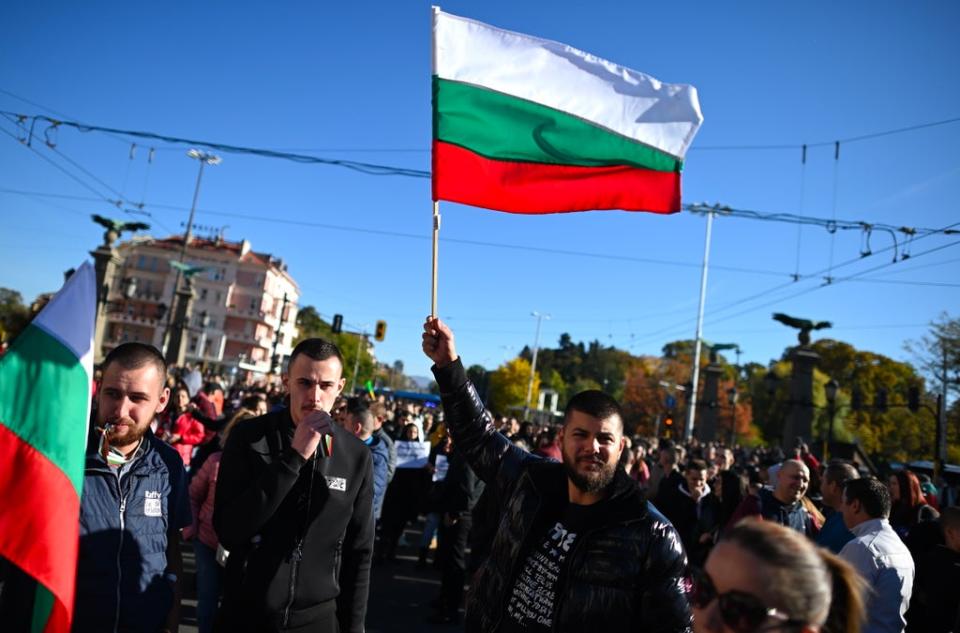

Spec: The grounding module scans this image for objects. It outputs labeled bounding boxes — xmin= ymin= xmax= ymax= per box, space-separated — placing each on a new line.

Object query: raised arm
xmin=423 ymin=317 xmax=536 ymax=490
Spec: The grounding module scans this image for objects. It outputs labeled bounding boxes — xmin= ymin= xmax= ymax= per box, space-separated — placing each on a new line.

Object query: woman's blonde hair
xmin=724 ymin=519 xmax=866 ymax=633
xmin=221 ymin=408 xmax=257 ymax=445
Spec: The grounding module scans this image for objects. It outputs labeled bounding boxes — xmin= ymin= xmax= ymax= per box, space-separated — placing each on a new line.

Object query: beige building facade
xmin=101 ymin=235 xmax=299 ymax=375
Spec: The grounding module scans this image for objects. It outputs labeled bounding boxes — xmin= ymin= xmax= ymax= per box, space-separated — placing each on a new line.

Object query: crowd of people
xmin=0 ymin=318 xmax=957 ymax=633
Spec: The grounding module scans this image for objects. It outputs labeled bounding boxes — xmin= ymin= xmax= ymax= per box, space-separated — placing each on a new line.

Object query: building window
xmin=189 ymin=336 xmax=198 ymax=353
xmin=215 ymin=291 xmax=222 ymax=304
xmin=250 ymin=297 xmax=258 ymax=311
xmin=200 ymin=288 xmax=208 ymax=302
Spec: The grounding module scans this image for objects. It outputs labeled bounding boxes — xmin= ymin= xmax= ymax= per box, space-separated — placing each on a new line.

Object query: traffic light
xmin=331 ymin=313 xmax=343 ymax=334
xmin=374 ymin=320 xmax=387 ymax=341
xmin=664 ymin=416 xmax=674 ymax=428
xmin=907 ymin=386 xmax=920 ymax=413
xmin=874 ymin=388 xmax=888 ymax=413
xmin=851 ymin=389 xmax=863 ymax=411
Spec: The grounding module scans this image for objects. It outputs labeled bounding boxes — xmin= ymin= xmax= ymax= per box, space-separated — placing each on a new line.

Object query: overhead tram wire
xmin=697 ymin=237 xmax=960 ymax=331
xmin=689 ymin=116 xmax=960 ymax=151
xmin=0 ymin=112 xmax=430 ymax=179
xmin=0 ymin=186 xmax=795 ymax=279
xmin=625 ymin=220 xmax=960 ymax=350
xmin=0 ymin=122 xmax=118 ymax=204
xmin=3 ymin=185 xmax=958 ymax=290
xmin=0 ymin=124 xmax=179 ymax=235
xmin=3 ymin=108 xmax=958 ymax=177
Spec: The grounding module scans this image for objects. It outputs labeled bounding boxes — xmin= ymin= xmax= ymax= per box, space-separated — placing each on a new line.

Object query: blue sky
xmin=1 ymin=1 xmax=958 ymax=380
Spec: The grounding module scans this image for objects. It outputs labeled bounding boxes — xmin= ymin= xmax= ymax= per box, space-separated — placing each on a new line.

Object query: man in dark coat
xmin=422 ymin=317 xmax=692 ymax=633
xmin=430 ymin=442 xmax=484 ymax=624
xmin=214 ymin=338 xmax=374 ymax=633
xmin=654 ymin=458 xmax=719 ymax=567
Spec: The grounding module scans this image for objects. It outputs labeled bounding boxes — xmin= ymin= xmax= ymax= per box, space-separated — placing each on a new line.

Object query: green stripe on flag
xmin=0 ymin=325 xmax=90 ymax=496
xmin=433 ymin=77 xmax=682 ymax=173
xmin=32 ymin=585 xmax=54 ymax=633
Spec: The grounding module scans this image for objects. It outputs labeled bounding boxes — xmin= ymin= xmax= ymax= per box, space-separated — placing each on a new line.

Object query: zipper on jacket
xmin=281 ymin=449 xmax=321 ymax=627
xmin=281 ymin=540 xmax=304 ymax=627
xmin=113 ymin=469 xmax=128 ymax=633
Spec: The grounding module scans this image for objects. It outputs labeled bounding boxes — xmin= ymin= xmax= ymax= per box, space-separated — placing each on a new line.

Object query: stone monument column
xmin=698 ymin=361 xmax=723 ymax=442
xmin=782 ymin=346 xmax=819 ymax=449
xmin=90 ymin=243 xmax=120 ymax=363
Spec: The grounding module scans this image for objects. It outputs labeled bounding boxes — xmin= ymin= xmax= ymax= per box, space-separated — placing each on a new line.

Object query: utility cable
xmin=0 ymin=111 xmax=430 ymax=179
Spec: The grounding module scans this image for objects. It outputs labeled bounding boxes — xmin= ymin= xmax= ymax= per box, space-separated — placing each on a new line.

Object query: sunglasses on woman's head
xmin=690 ymin=567 xmax=806 ymax=633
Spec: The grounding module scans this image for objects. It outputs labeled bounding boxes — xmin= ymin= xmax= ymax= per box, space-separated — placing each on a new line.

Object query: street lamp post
xmin=163 ymin=149 xmax=221 ymax=362
xmin=824 ymin=378 xmax=839 ymax=461
xmin=727 ymin=386 xmax=738 ymax=447
xmin=524 ymin=311 xmax=550 ymax=420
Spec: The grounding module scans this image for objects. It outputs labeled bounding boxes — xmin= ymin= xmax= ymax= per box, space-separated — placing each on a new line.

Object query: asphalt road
xmin=178 ymin=519 xmax=462 ymax=633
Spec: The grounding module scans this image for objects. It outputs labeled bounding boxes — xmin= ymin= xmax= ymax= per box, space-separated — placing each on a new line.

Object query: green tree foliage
xmin=293 ymin=305 xmax=375 ymax=392
xmin=466 ymin=364 xmax=491 ymax=403
xmin=488 ymin=357 xmax=539 ymax=414
xmin=812 ymin=339 xmax=929 ymax=460
xmin=530 ymin=334 xmax=633 ymax=403
xmin=0 ymin=288 xmax=31 ymax=343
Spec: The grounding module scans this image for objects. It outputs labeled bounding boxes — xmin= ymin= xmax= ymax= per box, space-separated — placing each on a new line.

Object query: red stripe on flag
xmin=432 ymin=140 xmax=681 ymax=213
xmin=0 ymin=423 xmax=80 ymax=633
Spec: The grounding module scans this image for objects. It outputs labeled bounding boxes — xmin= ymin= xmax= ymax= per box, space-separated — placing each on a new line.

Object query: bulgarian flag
xmin=0 ymin=262 xmax=95 ymax=632
xmin=432 ymin=8 xmax=704 ymax=214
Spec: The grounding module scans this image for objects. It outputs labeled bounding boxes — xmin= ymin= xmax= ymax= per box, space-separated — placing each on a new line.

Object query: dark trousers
xmin=437 ymin=515 xmax=472 ymax=616
xmin=194 ymin=541 xmax=222 ymax=633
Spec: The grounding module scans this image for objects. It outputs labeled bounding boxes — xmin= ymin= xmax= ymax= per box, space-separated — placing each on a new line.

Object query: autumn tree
xmin=488 ymin=357 xmax=539 ymax=415
xmin=294 ymin=305 xmax=376 ymax=391
xmin=0 ymin=288 xmax=30 ymax=343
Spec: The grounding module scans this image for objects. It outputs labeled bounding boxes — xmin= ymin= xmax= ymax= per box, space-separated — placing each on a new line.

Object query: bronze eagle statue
xmin=772 ymin=313 xmax=832 ymax=346
xmin=169 ymin=261 xmax=208 ymax=278
xmin=91 ymin=214 xmax=150 ymax=248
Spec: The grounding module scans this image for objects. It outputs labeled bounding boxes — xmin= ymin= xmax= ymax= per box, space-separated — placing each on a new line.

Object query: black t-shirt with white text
xmin=502 ymin=500 xmax=607 ymax=632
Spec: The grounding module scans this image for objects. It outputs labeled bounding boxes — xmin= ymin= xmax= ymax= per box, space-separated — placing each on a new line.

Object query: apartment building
xmin=102 ymin=234 xmax=299 ymax=376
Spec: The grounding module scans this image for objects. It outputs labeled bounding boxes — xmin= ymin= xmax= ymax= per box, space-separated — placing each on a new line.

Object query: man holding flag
xmin=423 ymin=316 xmax=692 ymax=633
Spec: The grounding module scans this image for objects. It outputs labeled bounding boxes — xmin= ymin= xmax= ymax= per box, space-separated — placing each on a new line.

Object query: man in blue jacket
xmin=74 ymin=342 xmax=191 ymax=633
xmin=340 ymin=397 xmax=389 ymax=520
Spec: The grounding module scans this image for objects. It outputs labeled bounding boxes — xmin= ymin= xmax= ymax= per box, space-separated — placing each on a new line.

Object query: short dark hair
xmin=844 ymin=477 xmax=891 ymax=519
xmin=101 ymin=342 xmax=167 ymax=382
xmin=564 ymin=390 xmax=622 ymax=429
xmin=289 ymin=338 xmax=343 ymax=369
xmin=686 ymin=459 xmax=708 ymax=473
xmin=345 ymin=396 xmax=367 ymax=417
xmin=824 ymin=460 xmax=859 ymax=487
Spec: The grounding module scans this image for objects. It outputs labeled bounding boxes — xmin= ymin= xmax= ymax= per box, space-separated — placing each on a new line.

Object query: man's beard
xmin=98 ymin=416 xmax=150 ymax=451
xmin=563 ymin=451 xmax=617 ymax=494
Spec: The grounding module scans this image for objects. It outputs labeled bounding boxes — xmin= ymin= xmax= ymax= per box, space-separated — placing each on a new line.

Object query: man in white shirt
xmin=839 ymin=476 xmax=915 ymax=633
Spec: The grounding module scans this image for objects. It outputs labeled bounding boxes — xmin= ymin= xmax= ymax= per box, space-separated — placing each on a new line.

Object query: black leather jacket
xmin=433 ymin=359 xmax=693 ymax=633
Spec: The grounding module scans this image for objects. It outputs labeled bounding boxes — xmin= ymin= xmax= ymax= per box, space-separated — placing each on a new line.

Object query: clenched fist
xmin=291 ymin=409 xmax=335 ymax=460
xmin=422 ymin=317 xmax=458 ymax=368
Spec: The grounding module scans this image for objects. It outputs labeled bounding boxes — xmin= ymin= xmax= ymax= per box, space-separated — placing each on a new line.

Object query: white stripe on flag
xmin=433 ymin=9 xmax=703 ymax=160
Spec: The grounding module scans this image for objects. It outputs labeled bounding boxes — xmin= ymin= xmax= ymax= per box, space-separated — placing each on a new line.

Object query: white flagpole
xmin=431 ymin=6 xmax=441 ymax=318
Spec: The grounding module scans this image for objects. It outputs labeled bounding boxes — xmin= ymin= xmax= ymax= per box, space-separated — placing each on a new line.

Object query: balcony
xmin=106 ymin=312 xmax=162 ymax=327
xmin=226 ymin=303 xmax=273 ymax=323
xmin=224 ymin=330 xmax=272 ymax=349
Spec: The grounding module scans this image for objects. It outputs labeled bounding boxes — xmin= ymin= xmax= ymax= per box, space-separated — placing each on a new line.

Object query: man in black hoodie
xmin=422 ymin=317 xmax=692 ymax=633
xmin=213 ymin=338 xmax=374 ymax=633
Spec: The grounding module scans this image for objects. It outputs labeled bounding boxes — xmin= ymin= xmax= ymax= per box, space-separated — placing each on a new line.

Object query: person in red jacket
xmin=171 ymin=408 xmax=207 ymax=468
